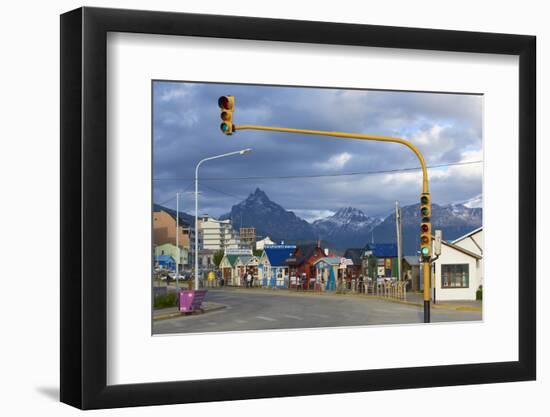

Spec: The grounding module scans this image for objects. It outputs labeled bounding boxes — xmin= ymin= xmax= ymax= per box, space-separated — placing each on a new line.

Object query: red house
xmin=286 ymin=242 xmax=329 ymax=289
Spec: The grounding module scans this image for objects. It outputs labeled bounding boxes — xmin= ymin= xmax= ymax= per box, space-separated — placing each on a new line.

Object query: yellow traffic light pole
xmin=234 ymin=124 xmax=433 ymax=323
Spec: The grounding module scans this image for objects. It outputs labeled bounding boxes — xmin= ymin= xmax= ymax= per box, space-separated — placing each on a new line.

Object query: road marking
xmin=256 ymin=315 xmax=276 ymax=322
xmin=283 ymin=314 xmax=302 ymax=320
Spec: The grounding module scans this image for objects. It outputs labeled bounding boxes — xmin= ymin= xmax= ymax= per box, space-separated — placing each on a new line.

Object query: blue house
xmin=155 ymin=254 xmax=176 ymax=272
xmin=259 ymin=245 xmax=296 ymax=288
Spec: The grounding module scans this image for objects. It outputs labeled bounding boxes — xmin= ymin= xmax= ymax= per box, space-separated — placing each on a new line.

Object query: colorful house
xmin=363 ymin=243 xmax=398 ymax=279
xmin=234 ymin=255 xmax=261 ymax=286
xmin=313 ymin=257 xmax=342 ymax=291
xmin=154 ymin=254 xmax=176 ymax=272
xmin=286 ymin=243 xmax=327 ymax=289
xmin=260 ymin=245 xmax=296 ymax=288
xmin=218 ymin=254 xmax=239 ymax=286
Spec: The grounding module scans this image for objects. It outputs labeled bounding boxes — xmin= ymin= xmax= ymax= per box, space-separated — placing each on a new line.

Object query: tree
xmin=213 ymin=249 xmax=224 ymax=267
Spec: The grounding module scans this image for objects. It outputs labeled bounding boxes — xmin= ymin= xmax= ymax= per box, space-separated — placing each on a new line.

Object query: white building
xmin=199 ymin=214 xmax=241 ymax=251
xmin=255 ymin=236 xmax=275 ymax=251
xmin=427 ymin=228 xmax=483 ymax=301
xmin=451 ymin=227 xmax=483 ymax=286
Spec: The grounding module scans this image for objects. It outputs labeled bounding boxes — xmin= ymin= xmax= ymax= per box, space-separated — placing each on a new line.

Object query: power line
xmin=153 ymin=160 xmax=482 ymax=182
xmin=154 ymin=182 xmax=194 ymax=207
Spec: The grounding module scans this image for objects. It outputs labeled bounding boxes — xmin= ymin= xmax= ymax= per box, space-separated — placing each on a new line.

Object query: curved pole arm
xmin=235 ymin=125 xmax=429 ymax=194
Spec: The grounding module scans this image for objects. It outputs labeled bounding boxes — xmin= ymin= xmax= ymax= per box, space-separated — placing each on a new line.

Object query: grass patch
xmin=154 ymin=292 xmax=177 ymax=309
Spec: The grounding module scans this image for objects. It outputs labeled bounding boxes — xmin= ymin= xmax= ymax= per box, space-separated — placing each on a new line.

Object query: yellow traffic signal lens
xmin=421 ymin=236 xmax=430 ymax=244
xmin=221 ymin=111 xmax=231 ymax=121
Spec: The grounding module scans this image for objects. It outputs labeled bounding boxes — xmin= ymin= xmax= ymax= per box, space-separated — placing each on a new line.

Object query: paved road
xmin=153 ymin=288 xmax=482 ymax=334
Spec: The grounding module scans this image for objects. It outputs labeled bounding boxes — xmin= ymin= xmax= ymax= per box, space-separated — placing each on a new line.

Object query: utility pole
xmin=395 ymin=201 xmax=402 ymax=281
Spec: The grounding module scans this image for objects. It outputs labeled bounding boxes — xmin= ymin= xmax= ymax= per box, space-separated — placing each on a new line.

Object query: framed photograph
xmin=60 ymin=6 xmax=536 ymax=410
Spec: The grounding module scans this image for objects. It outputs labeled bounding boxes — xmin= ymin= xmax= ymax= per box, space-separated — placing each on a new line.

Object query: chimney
xmin=324 ymin=248 xmax=329 ymax=256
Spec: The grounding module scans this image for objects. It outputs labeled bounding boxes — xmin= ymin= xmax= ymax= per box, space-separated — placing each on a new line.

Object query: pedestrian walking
xmin=246 ymin=271 xmax=252 ymax=288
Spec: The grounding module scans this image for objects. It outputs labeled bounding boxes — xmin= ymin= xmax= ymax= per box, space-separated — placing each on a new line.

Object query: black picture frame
xmin=60 ymin=6 xmax=536 ymax=410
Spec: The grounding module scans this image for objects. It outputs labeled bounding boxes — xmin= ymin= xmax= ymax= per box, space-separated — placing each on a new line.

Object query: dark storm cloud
xmin=153 ymin=81 xmax=482 ymax=219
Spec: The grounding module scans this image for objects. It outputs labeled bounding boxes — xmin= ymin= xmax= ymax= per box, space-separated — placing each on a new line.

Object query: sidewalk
xmin=210 ymin=287 xmax=482 ymax=312
xmin=153 ymin=301 xmax=226 ymax=321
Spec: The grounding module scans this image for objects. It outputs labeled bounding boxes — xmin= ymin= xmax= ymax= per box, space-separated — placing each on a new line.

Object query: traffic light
xmin=218 ymin=95 xmax=235 ymax=135
xmin=420 ymin=193 xmax=431 ymax=260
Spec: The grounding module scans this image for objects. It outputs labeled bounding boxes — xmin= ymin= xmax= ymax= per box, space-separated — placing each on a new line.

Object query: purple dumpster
xmin=178 ymin=289 xmax=208 ymax=313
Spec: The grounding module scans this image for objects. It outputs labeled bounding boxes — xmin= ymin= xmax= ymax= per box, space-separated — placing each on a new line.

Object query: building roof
xmin=236 ymin=255 xmax=259 ymax=265
xmin=263 ymin=246 xmax=296 ymax=266
xmin=402 ymin=255 xmax=420 ymax=266
xmin=222 ymin=254 xmax=239 ymax=267
xmin=313 ymin=257 xmax=341 ymax=266
xmin=286 ymin=244 xmax=323 ymax=266
xmin=153 ymin=205 xmax=193 ymax=227
xmin=343 ymin=248 xmax=363 ymax=265
xmin=440 ymin=239 xmax=482 ymax=260
xmin=155 ymin=255 xmax=175 ymax=263
xmin=364 ymin=243 xmax=398 ymax=258
xmin=451 ymin=227 xmax=483 ymax=244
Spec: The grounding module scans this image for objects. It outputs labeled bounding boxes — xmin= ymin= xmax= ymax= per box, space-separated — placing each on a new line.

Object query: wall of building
xmin=433 ymin=244 xmax=480 ymax=301
xmin=453 ymin=229 xmax=484 ymax=286
xmin=154 ymin=243 xmax=189 ymax=267
xmin=153 ymin=210 xmax=192 ymax=251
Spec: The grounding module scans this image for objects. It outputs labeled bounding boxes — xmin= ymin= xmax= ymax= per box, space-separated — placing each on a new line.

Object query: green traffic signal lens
xmin=220 ymin=122 xmax=229 ymax=132
xmin=421 ymin=207 xmax=430 ymax=216
xmin=421 ymin=247 xmax=429 ymax=255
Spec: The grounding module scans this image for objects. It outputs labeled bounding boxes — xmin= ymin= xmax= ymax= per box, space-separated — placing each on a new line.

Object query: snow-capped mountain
xmin=371 ymin=202 xmax=482 ymax=254
xmin=461 ymin=194 xmax=483 ymax=209
xmin=215 ymin=188 xmax=482 ymax=254
xmin=312 ymin=207 xmax=381 ymax=248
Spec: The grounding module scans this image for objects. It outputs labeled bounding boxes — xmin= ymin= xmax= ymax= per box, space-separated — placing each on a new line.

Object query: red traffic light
xmin=421 ymin=224 xmax=429 ymax=233
xmin=218 ymin=96 xmax=233 ymax=110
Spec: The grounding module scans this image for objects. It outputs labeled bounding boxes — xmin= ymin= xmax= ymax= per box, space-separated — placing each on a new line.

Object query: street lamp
xmin=194 ymin=148 xmax=252 ymax=290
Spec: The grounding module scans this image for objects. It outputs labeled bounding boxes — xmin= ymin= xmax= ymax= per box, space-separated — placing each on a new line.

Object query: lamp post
xmin=194 ymin=149 xmax=252 ymax=290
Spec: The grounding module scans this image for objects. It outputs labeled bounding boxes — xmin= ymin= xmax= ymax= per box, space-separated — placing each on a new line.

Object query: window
xmin=441 ymin=264 xmax=469 ymax=288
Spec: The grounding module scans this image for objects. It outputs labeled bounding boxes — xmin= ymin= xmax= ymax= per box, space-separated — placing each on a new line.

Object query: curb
xmin=153 ymin=304 xmax=227 ymax=321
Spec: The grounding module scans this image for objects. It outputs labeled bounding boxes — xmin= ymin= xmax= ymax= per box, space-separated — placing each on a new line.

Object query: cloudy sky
xmin=153 ymin=81 xmax=482 ymax=221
